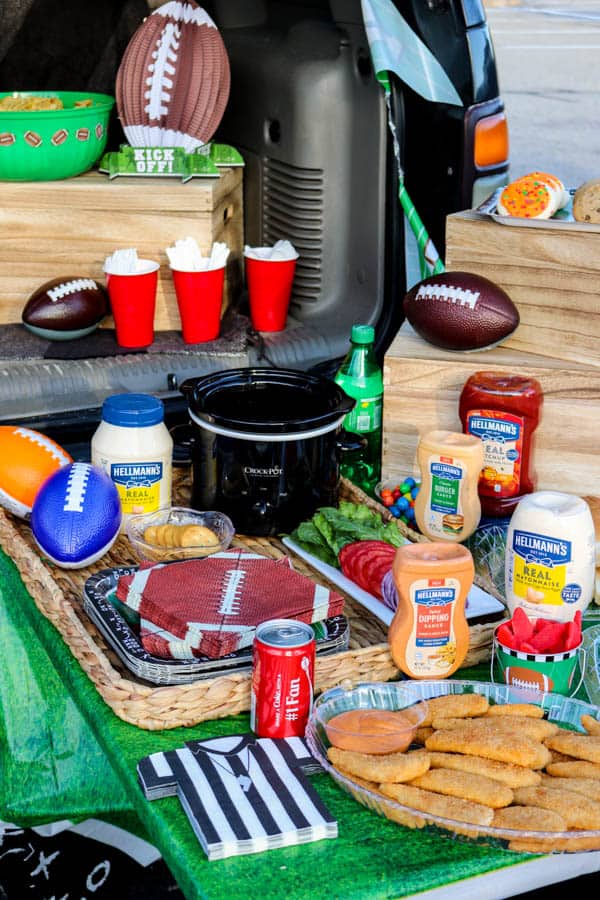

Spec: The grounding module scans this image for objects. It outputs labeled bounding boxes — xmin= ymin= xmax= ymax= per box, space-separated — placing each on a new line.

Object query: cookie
xmin=498 ymin=176 xmax=557 ymax=219
xmin=573 ymin=179 xmax=600 ymax=224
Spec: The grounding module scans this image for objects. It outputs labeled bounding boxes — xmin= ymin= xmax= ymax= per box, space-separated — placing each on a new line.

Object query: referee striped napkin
xmin=116 ymin=549 xmax=344 ymax=659
xmin=137 ymin=734 xmax=337 ymax=860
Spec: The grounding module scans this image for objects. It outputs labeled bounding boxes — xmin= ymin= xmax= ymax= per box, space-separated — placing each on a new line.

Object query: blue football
xmin=31 ymin=462 xmax=122 ymax=568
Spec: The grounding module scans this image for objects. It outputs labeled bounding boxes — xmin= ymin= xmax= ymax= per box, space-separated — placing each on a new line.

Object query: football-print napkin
xmin=137 ymin=734 xmax=337 ymax=860
xmin=116 ymin=549 xmax=344 ymax=659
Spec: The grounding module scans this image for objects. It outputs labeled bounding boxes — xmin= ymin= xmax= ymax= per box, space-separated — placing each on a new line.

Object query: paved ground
xmin=485 ymin=0 xmax=600 ymax=187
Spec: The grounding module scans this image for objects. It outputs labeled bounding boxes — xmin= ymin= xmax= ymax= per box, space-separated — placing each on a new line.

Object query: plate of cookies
xmin=305 ymin=680 xmax=600 ymax=852
xmin=478 ymin=172 xmax=600 ymax=232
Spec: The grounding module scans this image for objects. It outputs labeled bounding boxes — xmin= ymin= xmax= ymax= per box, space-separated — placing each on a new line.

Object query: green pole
xmin=378 ymin=71 xmax=445 ymax=278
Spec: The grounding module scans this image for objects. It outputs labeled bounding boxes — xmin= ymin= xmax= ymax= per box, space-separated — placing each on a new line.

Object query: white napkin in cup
xmin=166 ymin=237 xmax=229 ymax=272
xmin=103 ymin=248 xmax=158 ymax=275
xmin=103 ymin=248 xmax=139 ymax=274
xmin=243 ymin=240 xmax=299 ymax=261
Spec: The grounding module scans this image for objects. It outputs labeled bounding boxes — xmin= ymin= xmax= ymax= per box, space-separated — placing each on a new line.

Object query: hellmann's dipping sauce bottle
xmin=388 ymin=542 xmax=473 ymax=679
xmin=459 ymin=372 xmax=543 ymax=518
xmin=414 ymin=430 xmax=484 ymax=542
xmin=505 ymin=491 xmax=596 ymax=623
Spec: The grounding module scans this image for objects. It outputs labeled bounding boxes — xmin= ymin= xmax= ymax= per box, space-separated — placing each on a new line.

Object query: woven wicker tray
xmin=0 ymin=473 xmax=504 ymax=730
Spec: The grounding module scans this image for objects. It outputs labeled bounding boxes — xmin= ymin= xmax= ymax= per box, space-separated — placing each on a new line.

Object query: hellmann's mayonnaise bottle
xmin=388 ymin=542 xmax=473 ymax=679
xmin=505 ymin=491 xmax=596 ymax=622
xmin=91 ymin=393 xmax=173 ymax=531
xmin=414 ymin=430 xmax=484 ymax=542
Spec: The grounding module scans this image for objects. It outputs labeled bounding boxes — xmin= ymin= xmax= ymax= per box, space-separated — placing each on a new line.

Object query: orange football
xmin=0 ymin=425 xmax=72 ymax=518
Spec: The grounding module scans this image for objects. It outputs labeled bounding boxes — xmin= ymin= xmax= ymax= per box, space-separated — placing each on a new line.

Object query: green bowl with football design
xmin=0 ymin=91 xmax=115 ymax=181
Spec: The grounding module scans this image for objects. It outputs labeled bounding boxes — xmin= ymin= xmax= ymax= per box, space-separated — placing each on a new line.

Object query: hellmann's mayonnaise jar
xmin=505 ymin=491 xmax=596 ymax=622
xmin=91 ymin=393 xmax=173 ymax=530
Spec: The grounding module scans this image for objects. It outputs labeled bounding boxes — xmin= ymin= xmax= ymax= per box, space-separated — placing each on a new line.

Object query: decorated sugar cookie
xmin=497 ymin=176 xmax=557 ymax=219
xmin=527 ymin=172 xmax=569 ymax=209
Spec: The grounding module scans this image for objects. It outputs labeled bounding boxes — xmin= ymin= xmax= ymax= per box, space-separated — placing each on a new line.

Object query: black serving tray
xmin=83 ymin=565 xmax=350 ymax=686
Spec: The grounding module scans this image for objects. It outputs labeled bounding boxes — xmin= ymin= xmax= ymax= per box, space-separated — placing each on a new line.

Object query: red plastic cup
xmin=244 ymin=254 xmax=297 ymax=332
xmin=105 ymin=260 xmax=159 ymax=348
xmin=171 ymin=266 xmax=225 ymax=343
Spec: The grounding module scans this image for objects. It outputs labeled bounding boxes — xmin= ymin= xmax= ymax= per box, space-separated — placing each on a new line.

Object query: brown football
xmin=116 ymin=0 xmax=230 ymax=151
xmin=403 ymin=271 xmax=520 ymax=351
xmin=22 ymin=276 xmax=109 ymax=340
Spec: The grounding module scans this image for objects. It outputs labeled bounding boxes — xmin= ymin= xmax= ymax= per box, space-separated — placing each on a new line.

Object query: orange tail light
xmin=474 ymin=111 xmax=509 ymax=169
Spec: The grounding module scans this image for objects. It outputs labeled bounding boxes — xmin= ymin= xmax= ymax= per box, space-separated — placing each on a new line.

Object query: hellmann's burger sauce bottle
xmin=388 ymin=542 xmax=473 ymax=679
xmin=459 ymin=372 xmax=543 ymax=518
xmin=414 ymin=430 xmax=484 ymax=542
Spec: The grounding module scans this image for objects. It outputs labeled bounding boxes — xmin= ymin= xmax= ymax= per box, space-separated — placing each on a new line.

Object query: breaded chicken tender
xmin=426 ymin=728 xmax=551 ymax=769
xmin=418 ymin=694 xmax=489 ymax=726
xmin=429 ymin=716 xmax=558 ymax=742
xmin=492 ymin=804 xmax=567 ymax=833
xmin=379 ymin=782 xmax=494 ymax=827
xmin=427 ymin=751 xmax=541 ymax=788
xmin=581 ymin=714 xmax=600 ymax=736
xmin=546 ymin=759 xmax=600 ymax=780
xmin=513 ymin=785 xmax=600 ymax=830
xmin=410 ymin=767 xmax=513 ymax=808
xmin=540 ymin=773 xmax=600 ymax=803
xmin=327 ymin=746 xmax=430 ymax=783
xmin=546 ymin=732 xmax=600 ymax=764
xmin=485 ymin=703 xmax=545 ymax=719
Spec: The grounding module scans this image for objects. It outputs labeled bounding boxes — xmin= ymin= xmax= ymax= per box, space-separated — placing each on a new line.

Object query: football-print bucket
xmin=491 ymin=630 xmax=585 ymax=697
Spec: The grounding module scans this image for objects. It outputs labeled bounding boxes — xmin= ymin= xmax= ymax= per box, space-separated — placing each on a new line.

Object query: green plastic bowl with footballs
xmin=0 ymin=91 xmax=114 ymax=181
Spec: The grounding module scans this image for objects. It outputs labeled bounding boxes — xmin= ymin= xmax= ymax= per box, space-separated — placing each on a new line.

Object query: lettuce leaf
xmin=288 ymin=501 xmax=408 ymax=567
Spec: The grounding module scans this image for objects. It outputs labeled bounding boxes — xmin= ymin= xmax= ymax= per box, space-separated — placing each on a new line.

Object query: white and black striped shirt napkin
xmin=137 ymin=735 xmax=337 ymax=860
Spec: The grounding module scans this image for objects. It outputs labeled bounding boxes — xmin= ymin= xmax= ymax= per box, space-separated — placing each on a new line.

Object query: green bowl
xmin=0 ymin=91 xmax=115 ymax=181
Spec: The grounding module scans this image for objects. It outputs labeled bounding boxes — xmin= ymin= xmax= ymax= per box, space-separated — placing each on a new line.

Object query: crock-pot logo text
xmin=111 ymin=462 xmax=163 ymax=488
xmin=512 ymin=529 xmax=571 ymax=567
xmin=243 ymin=465 xmax=283 ymax=477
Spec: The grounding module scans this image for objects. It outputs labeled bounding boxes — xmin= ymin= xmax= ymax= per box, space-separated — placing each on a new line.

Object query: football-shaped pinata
xmin=403 ymin=271 xmax=519 ymax=351
xmin=31 ymin=463 xmax=122 ymax=568
xmin=116 ymin=0 xmax=230 ymax=152
xmin=22 ymin=277 xmax=109 ymax=341
xmin=0 ymin=426 xmax=72 ymax=518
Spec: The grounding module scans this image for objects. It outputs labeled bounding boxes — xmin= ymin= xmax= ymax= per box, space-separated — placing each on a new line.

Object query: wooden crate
xmin=0 ymin=168 xmax=244 ymax=331
xmin=445 ymin=210 xmax=600 ymax=368
xmin=382 ymin=322 xmax=600 ymax=496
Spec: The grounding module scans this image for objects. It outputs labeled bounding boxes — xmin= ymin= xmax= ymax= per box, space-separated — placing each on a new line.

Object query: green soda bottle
xmin=334 ymin=324 xmax=383 ymax=494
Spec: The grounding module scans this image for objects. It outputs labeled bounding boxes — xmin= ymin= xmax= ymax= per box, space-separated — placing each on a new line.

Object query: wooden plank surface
xmin=383 ymin=322 xmax=600 ymax=496
xmin=445 ymin=210 xmax=600 ymax=368
xmin=0 ymin=168 xmax=244 ymax=331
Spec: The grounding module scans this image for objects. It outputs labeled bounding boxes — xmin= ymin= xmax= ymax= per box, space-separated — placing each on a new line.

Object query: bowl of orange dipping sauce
xmin=312 ymin=683 xmax=429 ymax=755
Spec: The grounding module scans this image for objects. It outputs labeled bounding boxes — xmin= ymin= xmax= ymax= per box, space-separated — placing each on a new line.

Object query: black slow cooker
xmin=180 ymin=367 xmax=355 ymax=536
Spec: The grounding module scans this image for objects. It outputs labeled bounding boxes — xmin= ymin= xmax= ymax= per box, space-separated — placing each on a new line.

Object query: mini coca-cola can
xmin=251 ymin=619 xmax=316 ymax=738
